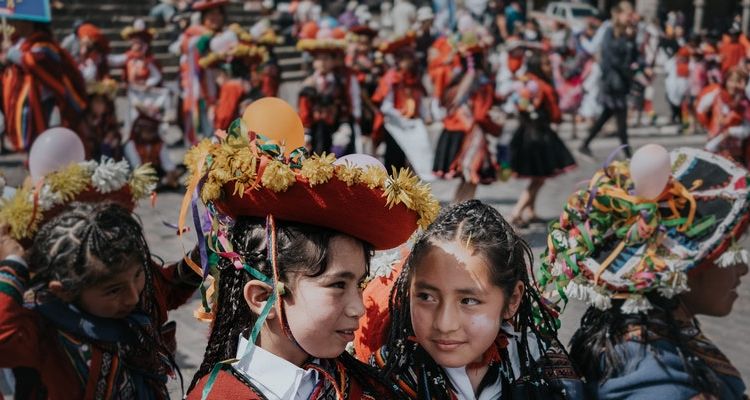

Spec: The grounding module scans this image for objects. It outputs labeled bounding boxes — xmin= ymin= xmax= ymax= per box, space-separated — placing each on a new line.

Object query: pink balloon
xmin=334 ymin=154 xmax=387 ymax=172
xmin=29 ymin=127 xmax=86 ymax=183
xmin=630 ymin=144 xmax=671 ymax=200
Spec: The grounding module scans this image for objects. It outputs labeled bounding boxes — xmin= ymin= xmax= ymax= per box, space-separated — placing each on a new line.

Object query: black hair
xmin=569 ymin=293 xmax=721 ymax=395
xmin=28 ymin=202 xmax=177 ymax=389
xmin=382 ymin=200 xmax=564 ymax=399
xmin=30 ymin=202 xmax=150 ymax=297
xmin=526 ymin=51 xmax=553 ymax=85
xmin=190 ymin=216 xmax=397 ymax=394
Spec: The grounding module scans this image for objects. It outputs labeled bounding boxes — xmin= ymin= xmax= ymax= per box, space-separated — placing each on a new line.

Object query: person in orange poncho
xmin=696 ymin=66 xmax=750 ymax=168
xmin=719 ymin=25 xmax=750 ymax=75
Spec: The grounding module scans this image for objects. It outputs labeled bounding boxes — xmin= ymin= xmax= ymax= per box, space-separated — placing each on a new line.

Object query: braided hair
xmin=28 ymin=202 xmax=176 ymax=388
xmin=383 ymin=200 xmax=564 ymax=399
xmin=569 ymin=294 xmax=721 ymax=395
xmin=189 ymin=216 xmax=399 ymax=397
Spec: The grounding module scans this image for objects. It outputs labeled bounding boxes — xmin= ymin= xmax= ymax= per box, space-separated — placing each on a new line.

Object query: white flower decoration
xmin=29 ymin=184 xmax=64 ymax=212
xmin=79 ymin=160 xmax=99 ymax=174
xmin=91 ymin=157 xmax=131 ymax=193
xmin=621 ymin=294 xmax=653 ymax=314
xmin=589 ymin=287 xmax=612 ymax=310
xmin=657 ymin=271 xmax=689 ymax=298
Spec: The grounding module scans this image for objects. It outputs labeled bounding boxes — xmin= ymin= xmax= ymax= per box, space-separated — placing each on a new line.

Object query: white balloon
xmin=29 ymin=127 xmax=86 ymax=184
xmin=630 ymin=144 xmax=672 ymax=200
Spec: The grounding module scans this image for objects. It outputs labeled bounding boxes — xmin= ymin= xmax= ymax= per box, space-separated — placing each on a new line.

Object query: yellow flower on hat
xmin=301 ymin=153 xmax=336 ymax=186
xmin=262 ymin=160 xmax=296 ymax=192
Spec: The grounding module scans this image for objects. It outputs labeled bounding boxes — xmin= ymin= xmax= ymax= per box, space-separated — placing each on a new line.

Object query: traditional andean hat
xmin=539 ymin=146 xmax=750 ymax=314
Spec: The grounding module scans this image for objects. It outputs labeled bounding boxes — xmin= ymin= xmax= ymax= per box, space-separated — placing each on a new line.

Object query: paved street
xmin=2 ymin=81 xmax=750 ymax=397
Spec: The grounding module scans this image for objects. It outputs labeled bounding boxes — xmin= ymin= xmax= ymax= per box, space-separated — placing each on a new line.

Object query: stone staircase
xmin=51 ymin=0 xmax=306 ymax=84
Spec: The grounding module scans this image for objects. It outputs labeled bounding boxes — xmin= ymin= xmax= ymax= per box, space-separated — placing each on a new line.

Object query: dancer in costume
xmin=507 ymin=52 xmax=576 ymax=227
xmin=1 ymin=13 xmax=88 ymax=153
xmin=199 ymin=25 xmax=268 ymax=130
xmin=539 ymin=145 xmax=750 ymax=398
xmin=83 ymin=78 xmax=122 ymax=161
xmin=110 ymin=19 xmax=169 ymax=134
xmin=297 ymin=25 xmax=362 ymax=156
xmin=249 ymin=18 xmax=283 ymax=98
xmin=355 ymin=200 xmax=584 ymax=399
xmin=346 ymin=22 xmax=380 ymax=154
xmin=664 ymin=46 xmax=691 ymax=131
xmin=184 ymin=98 xmax=439 ymax=399
xmin=432 ymin=19 xmax=500 ymax=203
xmin=179 ymin=0 xmax=228 ymax=144
xmin=74 ymin=23 xmax=110 ymax=85
xmin=696 ymin=66 xmax=750 ymax=168
xmin=372 ymin=32 xmax=433 ymax=180
xmin=123 ymin=108 xmax=182 ymax=189
xmin=0 ymin=157 xmax=201 ymax=399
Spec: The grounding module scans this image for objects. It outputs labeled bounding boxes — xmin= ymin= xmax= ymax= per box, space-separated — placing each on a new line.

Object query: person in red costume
xmin=1 ymin=14 xmax=87 ymax=153
xmin=696 ymin=66 xmax=750 ymax=168
xmin=432 ymin=18 xmax=501 ymax=203
xmin=179 ymin=0 xmax=228 ymax=144
xmin=372 ymin=32 xmax=433 ymax=180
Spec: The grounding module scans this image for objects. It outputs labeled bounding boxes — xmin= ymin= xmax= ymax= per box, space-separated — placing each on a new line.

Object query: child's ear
xmin=502 ymin=281 xmax=525 ymax=320
xmin=47 ymin=281 xmax=75 ymax=302
xmin=243 ymin=280 xmax=277 ymax=320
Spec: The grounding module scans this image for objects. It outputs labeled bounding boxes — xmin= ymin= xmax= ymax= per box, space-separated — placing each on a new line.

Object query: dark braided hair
xmin=189 ymin=216 xmax=400 ymax=397
xmin=383 ymin=200 xmax=565 ymax=399
xmin=570 ymin=294 xmax=721 ymax=395
xmin=28 ymin=202 xmax=177 ymax=389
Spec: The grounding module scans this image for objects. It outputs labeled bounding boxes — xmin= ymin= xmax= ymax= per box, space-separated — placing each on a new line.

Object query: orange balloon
xmin=241 ymin=97 xmax=305 ymax=157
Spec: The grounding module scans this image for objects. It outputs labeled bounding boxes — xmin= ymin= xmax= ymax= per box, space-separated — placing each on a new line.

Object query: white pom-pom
xmin=28 ymin=185 xmax=63 ymax=212
xmin=91 ymin=157 xmax=131 ymax=193
xmin=657 ymin=271 xmax=689 ymax=298
xmin=621 ymin=295 xmax=653 ymax=314
xmin=79 ymin=160 xmax=99 ymax=174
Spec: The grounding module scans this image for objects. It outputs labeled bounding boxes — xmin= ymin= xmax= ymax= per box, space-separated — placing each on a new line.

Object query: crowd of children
xmin=0 ymin=0 xmax=750 ymax=398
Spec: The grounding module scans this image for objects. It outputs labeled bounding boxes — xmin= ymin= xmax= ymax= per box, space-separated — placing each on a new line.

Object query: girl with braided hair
xmin=355 ymin=200 xmax=583 ymax=399
xmin=0 ymin=202 xmax=202 ymax=399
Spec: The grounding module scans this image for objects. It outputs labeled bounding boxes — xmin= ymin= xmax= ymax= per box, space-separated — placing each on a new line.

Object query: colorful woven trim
xmin=0 ymin=158 xmax=157 ymax=240
xmin=539 ymin=147 xmax=750 ymax=314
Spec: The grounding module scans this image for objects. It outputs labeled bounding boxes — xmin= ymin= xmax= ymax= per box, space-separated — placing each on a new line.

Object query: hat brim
xmin=297 ymin=38 xmax=347 ymax=52
xmin=215 ymin=174 xmax=419 ymax=250
xmin=193 ymin=0 xmax=229 ymax=11
xmin=583 ymin=148 xmax=750 ymax=292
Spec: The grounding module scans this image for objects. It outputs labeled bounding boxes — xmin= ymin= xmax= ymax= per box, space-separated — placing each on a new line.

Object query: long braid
xmin=383 ymin=200 xmax=566 ymax=398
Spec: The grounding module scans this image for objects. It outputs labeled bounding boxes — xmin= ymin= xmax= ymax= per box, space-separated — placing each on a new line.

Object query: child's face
xmin=409 ymin=240 xmax=519 ymax=368
xmin=77 ymin=260 xmax=145 ymax=319
xmin=682 ymin=262 xmax=747 ymax=317
xmin=283 ymin=236 xmax=367 ymax=358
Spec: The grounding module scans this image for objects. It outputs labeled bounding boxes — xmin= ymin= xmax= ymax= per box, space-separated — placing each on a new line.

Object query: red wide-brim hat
xmin=186 ymin=133 xmax=438 ymax=250
xmin=216 ymin=171 xmax=419 ymax=250
xmin=193 ymin=0 xmax=229 ymax=11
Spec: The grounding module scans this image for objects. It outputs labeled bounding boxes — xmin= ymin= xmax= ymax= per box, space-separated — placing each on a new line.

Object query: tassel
xmin=564 ymin=279 xmax=589 ymax=302
xmin=621 ymin=295 xmax=653 ymax=314
xmin=589 ymin=287 xmax=612 ymax=310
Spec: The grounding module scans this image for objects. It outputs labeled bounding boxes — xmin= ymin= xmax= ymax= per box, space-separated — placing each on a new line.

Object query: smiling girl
xmin=0 ymin=202 xmax=202 ymax=399
xmin=362 ymin=200 xmax=583 ymax=399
